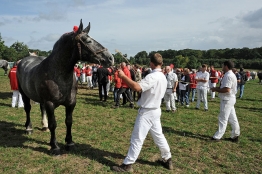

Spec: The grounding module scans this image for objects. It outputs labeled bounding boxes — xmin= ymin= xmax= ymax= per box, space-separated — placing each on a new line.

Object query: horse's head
xmin=74 ymin=20 xmax=114 ymax=67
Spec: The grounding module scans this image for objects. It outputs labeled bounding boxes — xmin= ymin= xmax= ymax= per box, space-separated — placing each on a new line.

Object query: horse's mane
xmin=52 ymin=32 xmax=74 ymax=52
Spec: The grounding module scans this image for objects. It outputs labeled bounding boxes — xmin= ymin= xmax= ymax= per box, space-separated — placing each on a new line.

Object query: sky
xmin=1 ymin=0 xmax=262 ymax=58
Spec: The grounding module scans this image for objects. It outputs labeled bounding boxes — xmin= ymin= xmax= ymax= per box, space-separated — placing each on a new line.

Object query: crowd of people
xmin=73 ymin=60 xmax=249 ymax=112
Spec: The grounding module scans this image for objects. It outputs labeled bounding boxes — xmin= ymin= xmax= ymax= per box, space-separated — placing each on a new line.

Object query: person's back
xmin=138 ymin=69 xmax=167 ymax=108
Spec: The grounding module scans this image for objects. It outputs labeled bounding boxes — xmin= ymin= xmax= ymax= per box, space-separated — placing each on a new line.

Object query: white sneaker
xmin=186 ymin=105 xmax=189 ymax=107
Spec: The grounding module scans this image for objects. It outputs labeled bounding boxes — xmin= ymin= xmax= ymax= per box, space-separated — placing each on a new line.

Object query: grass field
xmin=0 ymin=69 xmax=261 ymax=174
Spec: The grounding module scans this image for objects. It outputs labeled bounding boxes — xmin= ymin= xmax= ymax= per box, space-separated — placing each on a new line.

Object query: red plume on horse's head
xmin=73 ymin=26 xmax=78 ymax=33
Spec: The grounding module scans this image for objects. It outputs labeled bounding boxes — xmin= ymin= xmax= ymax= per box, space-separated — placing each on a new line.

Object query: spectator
xmin=209 ymin=65 xmax=219 ymax=100
xmin=113 ymin=62 xmax=134 ymax=109
xmin=195 ymin=64 xmax=210 ymax=111
xmin=113 ymin=65 xmax=122 ymax=102
xmin=8 ymin=61 xmax=24 ymax=108
xmin=179 ymin=68 xmax=190 ymax=107
xmin=97 ymin=66 xmax=111 ymax=102
xmin=84 ymin=65 xmax=93 ymax=89
xmin=164 ymin=66 xmax=178 ymax=112
xmin=237 ymin=68 xmax=247 ymax=99
xmin=189 ymin=69 xmax=197 ymax=102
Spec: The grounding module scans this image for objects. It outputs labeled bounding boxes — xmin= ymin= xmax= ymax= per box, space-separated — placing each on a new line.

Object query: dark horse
xmin=0 ymin=59 xmax=10 ymax=75
xmin=17 ymin=20 xmax=114 ymax=155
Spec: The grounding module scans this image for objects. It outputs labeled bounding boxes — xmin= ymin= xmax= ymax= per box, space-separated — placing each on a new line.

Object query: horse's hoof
xmin=50 ymin=148 xmax=61 ymax=156
xmin=65 ymin=142 xmax=75 ymax=151
xmin=25 ymin=129 xmax=33 ymax=135
xmin=41 ymin=127 xmax=49 ymax=132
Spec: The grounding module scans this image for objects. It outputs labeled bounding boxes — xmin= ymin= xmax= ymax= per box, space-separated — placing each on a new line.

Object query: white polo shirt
xmin=166 ymin=72 xmax=178 ymax=89
xmin=137 ymin=69 xmax=167 ymax=109
xmin=218 ymin=70 xmax=237 ymax=100
xmin=195 ymin=71 xmax=210 ymax=89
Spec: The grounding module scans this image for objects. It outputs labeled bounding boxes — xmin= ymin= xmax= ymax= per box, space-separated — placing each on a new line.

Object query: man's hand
xmin=211 ymin=87 xmax=218 ymax=92
xmin=118 ymin=69 xmax=125 ymax=78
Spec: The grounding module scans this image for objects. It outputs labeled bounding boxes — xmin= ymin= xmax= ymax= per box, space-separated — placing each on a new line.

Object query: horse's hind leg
xmin=40 ymin=103 xmax=49 ymax=131
xmin=65 ymin=105 xmax=75 ymax=151
xmin=45 ymin=101 xmax=60 ymax=155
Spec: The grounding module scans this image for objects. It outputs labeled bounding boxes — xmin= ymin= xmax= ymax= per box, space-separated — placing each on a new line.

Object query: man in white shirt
xmin=210 ymin=61 xmax=240 ymax=142
xmin=164 ymin=66 xmax=178 ymax=112
xmin=195 ymin=64 xmax=210 ymax=111
xmin=112 ymin=53 xmax=173 ymax=172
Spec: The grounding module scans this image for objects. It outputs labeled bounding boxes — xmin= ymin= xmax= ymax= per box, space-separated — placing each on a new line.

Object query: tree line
xmin=1 ymin=33 xmax=262 ymax=69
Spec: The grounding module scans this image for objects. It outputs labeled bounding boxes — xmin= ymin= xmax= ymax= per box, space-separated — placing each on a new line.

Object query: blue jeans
xmin=113 ymin=87 xmax=120 ymax=102
xmin=180 ymin=90 xmax=189 ymax=105
xmin=188 ymin=88 xmax=196 ymax=102
xmin=237 ymin=84 xmax=245 ymax=98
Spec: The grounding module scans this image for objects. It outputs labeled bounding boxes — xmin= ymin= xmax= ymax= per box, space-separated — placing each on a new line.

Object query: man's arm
xmin=211 ymin=87 xmax=230 ymax=93
xmin=118 ymin=70 xmax=142 ymax=92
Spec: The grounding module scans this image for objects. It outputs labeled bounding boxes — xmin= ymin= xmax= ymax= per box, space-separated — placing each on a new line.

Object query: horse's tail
xmin=6 ymin=61 xmax=10 ymax=69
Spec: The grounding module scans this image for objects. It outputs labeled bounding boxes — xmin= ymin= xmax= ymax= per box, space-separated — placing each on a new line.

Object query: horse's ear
xmin=77 ymin=19 xmax=83 ymax=34
xmin=83 ymin=22 xmax=90 ymax=34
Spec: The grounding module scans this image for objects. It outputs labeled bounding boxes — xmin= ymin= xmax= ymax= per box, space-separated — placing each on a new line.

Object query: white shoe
xmin=186 ymin=105 xmax=189 ymax=107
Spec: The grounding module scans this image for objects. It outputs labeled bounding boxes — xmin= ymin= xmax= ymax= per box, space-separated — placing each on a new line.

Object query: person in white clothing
xmin=210 ymin=61 xmax=240 ymax=142
xmin=164 ymin=66 xmax=178 ymax=112
xmin=209 ymin=65 xmax=219 ymax=100
xmin=112 ymin=53 xmax=173 ymax=172
xmin=195 ymin=64 xmax=210 ymax=111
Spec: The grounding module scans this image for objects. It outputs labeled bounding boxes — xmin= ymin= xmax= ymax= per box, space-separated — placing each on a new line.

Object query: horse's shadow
xmin=0 ymin=121 xmax=157 ymax=168
xmin=162 ymin=126 xmax=211 ymax=141
xmin=235 ymin=105 xmax=261 ymax=113
xmin=0 ymin=92 xmax=12 ymax=100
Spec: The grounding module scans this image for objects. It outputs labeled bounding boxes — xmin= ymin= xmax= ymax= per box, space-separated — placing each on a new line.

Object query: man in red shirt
xmin=209 ymin=65 xmax=219 ymax=100
xmin=189 ymin=69 xmax=197 ymax=102
xmin=114 ymin=62 xmax=134 ymax=108
xmin=8 ymin=61 xmax=24 ymax=108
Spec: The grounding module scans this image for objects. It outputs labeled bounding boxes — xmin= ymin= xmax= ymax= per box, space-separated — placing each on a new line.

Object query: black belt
xmin=167 ymin=88 xmax=173 ymax=89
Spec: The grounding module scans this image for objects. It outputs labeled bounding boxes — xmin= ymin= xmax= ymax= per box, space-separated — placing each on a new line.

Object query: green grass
xmin=0 ymin=69 xmax=261 ymax=173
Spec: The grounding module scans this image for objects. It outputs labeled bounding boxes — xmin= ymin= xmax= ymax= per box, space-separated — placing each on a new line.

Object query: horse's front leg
xmin=40 ymin=103 xmax=49 ymax=131
xmin=45 ymin=101 xmax=60 ymax=155
xmin=23 ymin=96 xmax=32 ymax=134
xmin=65 ymin=104 xmax=75 ymax=151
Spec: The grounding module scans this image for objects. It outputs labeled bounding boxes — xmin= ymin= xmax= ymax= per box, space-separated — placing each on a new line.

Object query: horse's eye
xmin=81 ymin=36 xmax=87 ymax=41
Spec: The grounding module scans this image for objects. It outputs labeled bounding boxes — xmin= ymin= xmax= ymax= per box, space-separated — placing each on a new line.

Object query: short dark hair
xmin=150 ymin=53 xmax=163 ymax=66
xmin=202 ymin=64 xmax=207 ymax=68
xmin=223 ymin=61 xmax=234 ymax=70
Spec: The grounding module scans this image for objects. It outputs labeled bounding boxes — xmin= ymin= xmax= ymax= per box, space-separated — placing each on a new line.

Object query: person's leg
xmin=170 ymin=93 xmax=176 ymax=111
xmin=227 ymin=98 xmax=240 ymax=138
xmin=192 ymin=88 xmax=196 ymax=102
xmin=124 ymin=88 xmax=134 ymax=106
xmin=239 ymin=85 xmax=244 ymax=98
xmin=203 ymin=89 xmax=208 ymax=110
xmin=213 ymin=100 xmax=232 ymax=139
xmin=164 ymin=93 xmax=171 ymax=111
xmin=210 ymin=83 xmax=216 ymax=99
xmin=98 ymin=84 xmax=103 ymax=101
xmin=116 ymin=87 xmax=125 ymax=106
xmin=11 ymin=90 xmax=19 ymax=107
xmin=185 ymin=91 xmax=189 ymax=106
xmin=103 ymin=83 xmax=107 ymax=101
xmin=180 ymin=90 xmax=185 ymax=105
xmin=196 ymin=89 xmax=201 ymax=108
xmin=123 ymin=108 xmax=152 ymax=164
xmin=150 ymin=108 xmax=171 ymax=160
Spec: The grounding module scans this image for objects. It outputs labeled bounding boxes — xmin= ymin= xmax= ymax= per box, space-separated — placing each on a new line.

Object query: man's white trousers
xmin=213 ymin=97 xmax=240 ymax=139
xmin=123 ymin=108 xmax=171 ymax=164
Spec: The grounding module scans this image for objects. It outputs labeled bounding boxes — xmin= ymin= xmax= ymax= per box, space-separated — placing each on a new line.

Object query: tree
xmin=0 ymin=33 xmax=6 ymax=59
xmin=10 ymin=41 xmax=29 ymax=60
xmin=187 ymin=55 xmax=199 ymax=69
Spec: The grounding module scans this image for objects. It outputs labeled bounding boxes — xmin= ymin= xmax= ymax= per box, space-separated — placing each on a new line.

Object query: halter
xmin=75 ymin=33 xmax=108 ymax=60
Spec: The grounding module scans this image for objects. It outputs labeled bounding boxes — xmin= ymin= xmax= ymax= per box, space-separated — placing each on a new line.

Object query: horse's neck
xmin=46 ymin=47 xmax=79 ymax=74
